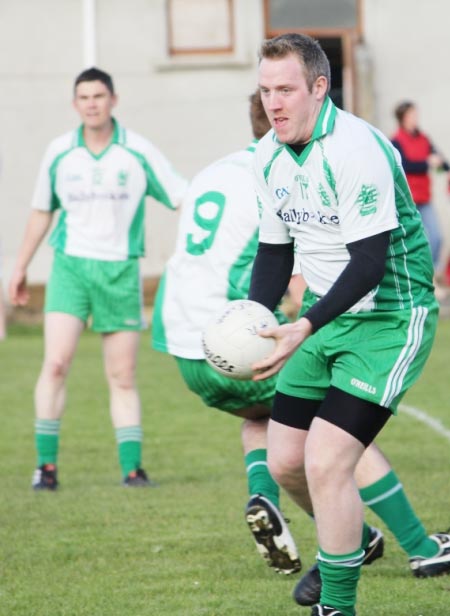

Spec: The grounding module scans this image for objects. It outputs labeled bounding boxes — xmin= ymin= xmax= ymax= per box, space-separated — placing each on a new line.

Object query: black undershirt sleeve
xmin=303 ymin=230 xmax=391 ymax=331
xmin=248 ymin=242 xmax=294 ymax=312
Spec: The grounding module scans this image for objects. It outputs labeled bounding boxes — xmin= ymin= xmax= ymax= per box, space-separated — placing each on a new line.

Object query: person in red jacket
xmin=392 ymin=101 xmax=450 ymax=297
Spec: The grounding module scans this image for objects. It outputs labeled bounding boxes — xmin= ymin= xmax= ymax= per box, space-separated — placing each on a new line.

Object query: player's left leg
xmin=102 ymin=330 xmax=150 ymax=486
xmin=174 ymin=356 xmax=300 ymax=573
xmin=237 ymin=408 xmax=301 ymax=575
xmin=357 ymin=444 xmax=450 ymax=577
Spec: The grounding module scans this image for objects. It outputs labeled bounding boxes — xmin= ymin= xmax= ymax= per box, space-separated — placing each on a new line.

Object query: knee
xmin=42 ymin=357 xmax=70 ymax=381
xmin=268 ymin=449 xmax=305 ymax=490
xmin=305 ymin=450 xmax=354 ymax=493
xmin=106 ymin=365 xmax=136 ymax=390
xmin=304 ymin=456 xmax=331 ymax=492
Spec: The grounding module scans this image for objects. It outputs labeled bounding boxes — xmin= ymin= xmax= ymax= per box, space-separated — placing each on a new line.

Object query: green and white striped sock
xmin=35 ymin=418 xmax=61 ymax=466
xmin=115 ymin=425 xmax=143 ymax=478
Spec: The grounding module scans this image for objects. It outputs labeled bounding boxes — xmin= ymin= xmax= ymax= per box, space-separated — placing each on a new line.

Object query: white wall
xmin=1 ymin=0 xmax=449 ymax=295
xmin=364 ymin=0 xmax=450 ymax=259
xmin=0 ymin=0 xmax=263 ymax=289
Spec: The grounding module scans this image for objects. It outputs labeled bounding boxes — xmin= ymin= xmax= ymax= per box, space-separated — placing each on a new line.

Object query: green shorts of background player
xmin=33 ymin=252 xmax=151 ymax=489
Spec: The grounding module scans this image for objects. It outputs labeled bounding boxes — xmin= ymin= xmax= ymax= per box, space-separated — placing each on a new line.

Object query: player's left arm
xmin=139 ymin=138 xmax=188 ymax=209
xmin=303 ymin=137 xmax=397 ymax=330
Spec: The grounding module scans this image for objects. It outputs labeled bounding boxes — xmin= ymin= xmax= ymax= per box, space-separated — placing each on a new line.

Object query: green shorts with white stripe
xmin=277 ymin=299 xmax=438 ymax=414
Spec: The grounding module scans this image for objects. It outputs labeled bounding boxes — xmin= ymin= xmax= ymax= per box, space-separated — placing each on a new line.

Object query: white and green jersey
xmin=152 ymin=143 xmax=264 ymax=358
xmin=255 ymin=97 xmax=435 ymax=312
xmin=31 ymin=119 xmax=187 ymax=260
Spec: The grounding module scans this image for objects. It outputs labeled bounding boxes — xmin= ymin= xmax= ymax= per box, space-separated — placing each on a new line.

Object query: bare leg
xmin=305 ymin=418 xmax=364 ymax=554
xmin=35 ymin=312 xmax=84 ymax=419
xmin=102 ymin=330 xmax=141 ymax=428
xmin=354 ymin=441 xmax=392 ymax=489
xmin=267 ymin=419 xmax=313 ymax=515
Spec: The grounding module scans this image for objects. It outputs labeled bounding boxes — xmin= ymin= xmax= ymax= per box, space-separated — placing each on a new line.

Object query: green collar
xmin=310 ymin=96 xmax=337 ymax=141
xmin=75 ymin=117 xmax=120 ymax=159
xmin=284 ymin=96 xmax=337 ymax=164
xmin=246 ymin=138 xmax=259 ymax=153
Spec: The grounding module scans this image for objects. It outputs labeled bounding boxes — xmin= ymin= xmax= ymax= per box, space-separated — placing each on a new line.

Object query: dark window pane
xmin=269 ymin=0 xmax=357 ymax=30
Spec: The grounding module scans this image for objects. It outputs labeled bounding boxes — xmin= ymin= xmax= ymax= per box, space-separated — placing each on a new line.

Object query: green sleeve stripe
xmin=263 ymin=146 xmax=284 ymax=182
xmin=127 ymin=147 xmax=175 ymax=209
xmin=128 ymin=196 xmax=145 ymax=256
xmin=151 ymin=272 xmax=168 ymax=352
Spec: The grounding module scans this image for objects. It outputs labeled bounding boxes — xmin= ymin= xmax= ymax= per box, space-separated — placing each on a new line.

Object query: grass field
xmin=1 ymin=319 xmax=450 ymax=615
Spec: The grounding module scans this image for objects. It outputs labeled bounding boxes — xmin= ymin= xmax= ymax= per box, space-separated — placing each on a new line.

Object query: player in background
xmin=152 ymin=91 xmax=447 ymax=588
xmin=391 ymin=100 xmax=450 ymax=300
xmin=249 ymin=34 xmax=449 ymax=615
xmin=152 ymin=92 xmax=301 ymax=574
xmin=9 ymin=67 xmax=187 ymax=490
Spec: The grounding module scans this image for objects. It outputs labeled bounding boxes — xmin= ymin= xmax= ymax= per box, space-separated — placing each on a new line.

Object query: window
xmin=167 ymin=0 xmax=234 ymax=56
xmin=266 ymin=0 xmax=359 ymax=31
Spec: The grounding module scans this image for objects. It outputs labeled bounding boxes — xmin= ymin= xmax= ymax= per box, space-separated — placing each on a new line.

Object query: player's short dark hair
xmin=259 ymin=33 xmax=331 ymax=94
xmin=249 ymin=89 xmax=271 ymax=140
xmin=394 ymin=100 xmax=415 ymax=124
xmin=74 ymin=67 xmax=115 ymax=95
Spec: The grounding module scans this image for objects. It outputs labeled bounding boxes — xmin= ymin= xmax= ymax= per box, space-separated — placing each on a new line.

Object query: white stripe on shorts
xmin=380 ymin=306 xmax=427 ymax=408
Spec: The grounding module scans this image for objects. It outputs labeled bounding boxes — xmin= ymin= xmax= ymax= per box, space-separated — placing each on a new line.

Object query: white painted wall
xmin=1 ymin=0 xmax=449 ymax=295
xmin=363 ymin=0 xmax=450 ymax=258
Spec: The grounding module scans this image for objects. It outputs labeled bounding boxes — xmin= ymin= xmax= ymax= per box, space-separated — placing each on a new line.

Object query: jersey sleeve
xmin=335 ymin=136 xmax=399 ymax=245
xmin=253 ymin=148 xmax=292 ymax=245
xmin=139 ymin=139 xmax=188 ymax=210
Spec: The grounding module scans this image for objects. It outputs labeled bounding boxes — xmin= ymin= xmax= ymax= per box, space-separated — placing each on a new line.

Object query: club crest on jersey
xmin=92 ymin=168 xmax=103 ymax=185
xmin=356 ymin=184 xmax=379 ymax=216
xmin=294 ymin=174 xmax=310 ymax=200
xmin=117 ymin=170 xmax=129 ymax=186
xmin=317 ymin=182 xmax=332 ymax=207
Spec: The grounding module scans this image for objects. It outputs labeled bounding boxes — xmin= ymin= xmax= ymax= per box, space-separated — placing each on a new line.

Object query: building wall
xmin=0 ymin=0 xmax=263 ymax=290
xmin=363 ymin=0 xmax=450 ymax=255
xmin=1 ymin=0 xmax=449 ymax=297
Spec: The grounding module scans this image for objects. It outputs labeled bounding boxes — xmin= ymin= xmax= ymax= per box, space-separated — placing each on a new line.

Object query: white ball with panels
xmin=202 ymin=299 xmax=278 ymax=381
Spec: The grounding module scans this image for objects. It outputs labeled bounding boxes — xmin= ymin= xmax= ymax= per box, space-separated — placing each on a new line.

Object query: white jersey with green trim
xmin=255 ymin=97 xmax=435 ymax=312
xmin=152 ymin=144 xmax=262 ymax=359
xmin=31 ymin=119 xmax=187 ymax=261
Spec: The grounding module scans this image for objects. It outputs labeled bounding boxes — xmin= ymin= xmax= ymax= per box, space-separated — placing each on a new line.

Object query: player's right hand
xmin=8 ymin=268 xmax=30 ymax=306
xmin=251 ymin=316 xmax=313 ymax=380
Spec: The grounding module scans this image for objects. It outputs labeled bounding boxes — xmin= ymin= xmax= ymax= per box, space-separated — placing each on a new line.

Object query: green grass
xmin=1 ymin=320 xmax=450 ymax=615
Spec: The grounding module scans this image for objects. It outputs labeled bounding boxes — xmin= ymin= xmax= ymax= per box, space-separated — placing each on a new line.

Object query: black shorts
xmin=272 ymin=386 xmax=391 ymax=447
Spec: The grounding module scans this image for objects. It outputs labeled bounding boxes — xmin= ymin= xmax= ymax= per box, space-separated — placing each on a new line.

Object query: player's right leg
xmin=33 ymin=312 xmax=85 ymax=490
xmin=33 ymin=253 xmax=89 ymax=490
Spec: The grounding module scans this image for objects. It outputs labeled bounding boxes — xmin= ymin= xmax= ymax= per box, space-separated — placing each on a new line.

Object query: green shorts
xmin=277 ymin=291 xmax=438 ymax=414
xmin=45 ymin=252 xmax=145 ymax=333
xmin=175 ymin=356 xmax=277 ymax=413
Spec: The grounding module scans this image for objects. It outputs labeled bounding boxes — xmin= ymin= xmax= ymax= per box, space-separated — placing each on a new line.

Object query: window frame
xmin=167 ymin=0 xmax=235 ymax=57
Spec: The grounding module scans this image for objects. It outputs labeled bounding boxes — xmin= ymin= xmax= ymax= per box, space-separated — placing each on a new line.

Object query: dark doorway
xmin=318 ymin=37 xmax=344 ymax=109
